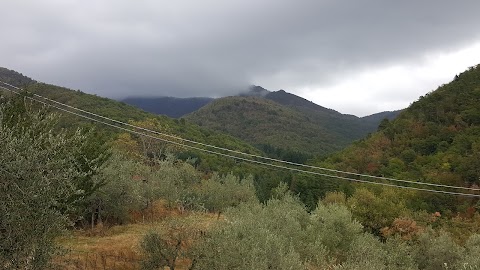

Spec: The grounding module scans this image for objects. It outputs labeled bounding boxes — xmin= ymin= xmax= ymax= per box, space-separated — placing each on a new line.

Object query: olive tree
xmin=189 ymin=188 xmax=315 ymax=270
xmin=0 ymin=98 xmax=107 ymax=268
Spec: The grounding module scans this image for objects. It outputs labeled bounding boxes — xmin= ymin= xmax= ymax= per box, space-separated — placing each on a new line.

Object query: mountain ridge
xmin=122 ymin=85 xmax=403 ymax=119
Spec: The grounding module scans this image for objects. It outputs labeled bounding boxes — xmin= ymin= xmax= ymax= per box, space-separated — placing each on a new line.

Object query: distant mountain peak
xmin=240 ymin=85 xmax=271 ymax=97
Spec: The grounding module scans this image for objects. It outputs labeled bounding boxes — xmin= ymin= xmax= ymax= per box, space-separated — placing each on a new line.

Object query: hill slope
xmin=325 ymin=64 xmax=480 ymax=212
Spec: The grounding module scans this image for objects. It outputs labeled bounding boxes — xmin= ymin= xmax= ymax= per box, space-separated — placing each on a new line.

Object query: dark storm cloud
xmin=1 ymin=0 xmax=480 ymax=99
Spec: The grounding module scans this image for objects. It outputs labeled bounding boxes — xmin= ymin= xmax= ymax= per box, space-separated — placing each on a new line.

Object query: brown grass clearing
xmin=55 ymin=200 xmax=220 ymax=269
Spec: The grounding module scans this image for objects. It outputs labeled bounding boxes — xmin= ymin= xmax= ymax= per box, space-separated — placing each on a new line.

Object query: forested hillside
xmin=2 ymin=79 xmax=257 ymax=162
xmin=324 ymin=65 xmax=480 ymax=213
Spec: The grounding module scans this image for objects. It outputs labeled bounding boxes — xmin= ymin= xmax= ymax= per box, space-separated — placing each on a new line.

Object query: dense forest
xmin=1 ymin=65 xmax=480 ymax=269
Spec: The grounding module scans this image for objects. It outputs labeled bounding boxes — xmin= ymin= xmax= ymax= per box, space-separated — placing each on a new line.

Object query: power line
xmin=3 ymin=81 xmax=478 ymax=192
xmin=1 ymin=83 xmax=479 ymax=197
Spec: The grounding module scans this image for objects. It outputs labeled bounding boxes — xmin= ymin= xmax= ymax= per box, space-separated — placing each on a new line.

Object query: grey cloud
xmin=1 ymin=0 xmax=480 ymax=102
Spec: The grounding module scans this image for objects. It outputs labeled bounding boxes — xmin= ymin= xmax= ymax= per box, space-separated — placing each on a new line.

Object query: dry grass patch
xmin=56 ymin=202 xmax=219 ymax=269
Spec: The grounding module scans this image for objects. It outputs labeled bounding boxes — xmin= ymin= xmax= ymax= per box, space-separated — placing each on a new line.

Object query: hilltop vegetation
xmin=3 ymin=96 xmax=480 ymax=269
xmin=2 ymin=80 xmax=259 ymax=168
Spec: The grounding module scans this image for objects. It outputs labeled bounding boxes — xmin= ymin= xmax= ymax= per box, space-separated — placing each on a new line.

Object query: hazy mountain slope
xmin=186 ymin=96 xmax=360 ymax=156
xmin=121 ymin=96 xmax=214 ymax=118
xmin=265 ymin=89 xmax=341 ymax=116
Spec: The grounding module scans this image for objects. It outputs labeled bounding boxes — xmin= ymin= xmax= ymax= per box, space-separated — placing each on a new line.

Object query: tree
xmin=0 ymin=97 xmax=105 ymax=268
xmin=190 ymin=197 xmax=308 ymax=270
xmin=413 ymin=231 xmax=463 ymax=270
xmin=141 ymin=218 xmax=200 ymax=270
xmin=307 ymin=203 xmax=363 ymax=260
xmin=347 ymin=188 xmax=409 ymax=234
xmin=197 ymin=173 xmax=258 ymax=216
xmin=83 ymin=153 xmax=144 ymax=227
xmin=461 ymin=234 xmax=480 ymax=267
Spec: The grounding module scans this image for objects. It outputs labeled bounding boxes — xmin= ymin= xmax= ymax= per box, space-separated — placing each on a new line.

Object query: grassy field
xmin=55 ymin=201 xmax=220 ymax=270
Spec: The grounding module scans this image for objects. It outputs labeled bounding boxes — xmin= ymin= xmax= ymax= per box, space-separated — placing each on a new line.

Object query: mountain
xmin=121 ymin=96 xmax=214 ymax=118
xmin=186 ymin=87 xmax=401 ymax=157
xmin=324 ymin=64 xmax=480 ymax=212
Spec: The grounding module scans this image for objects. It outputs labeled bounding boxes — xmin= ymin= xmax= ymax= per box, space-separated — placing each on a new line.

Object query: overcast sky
xmin=1 ymin=0 xmax=480 ymax=116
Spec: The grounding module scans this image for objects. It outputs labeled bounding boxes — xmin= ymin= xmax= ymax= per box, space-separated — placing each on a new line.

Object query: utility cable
xmin=2 ymin=81 xmax=478 ymax=191
xmin=1 ymin=82 xmax=480 ymax=196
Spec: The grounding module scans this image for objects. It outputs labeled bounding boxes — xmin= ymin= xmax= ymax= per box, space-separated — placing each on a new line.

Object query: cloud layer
xmin=1 ymin=0 xmax=480 ymax=115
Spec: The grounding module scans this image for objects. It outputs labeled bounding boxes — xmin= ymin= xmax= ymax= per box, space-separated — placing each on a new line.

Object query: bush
xmin=190 ymin=189 xmax=311 ymax=269
xmin=413 ymin=231 xmax=463 ymax=270
xmin=307 ymin=203 xmax=363 ymax=260
xmin=197 ymin=173 xmax=258 ymax=214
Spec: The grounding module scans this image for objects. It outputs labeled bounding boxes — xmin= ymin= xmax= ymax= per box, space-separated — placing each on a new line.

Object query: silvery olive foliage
xmin=0 ymin=99 xmax=98 ymax=269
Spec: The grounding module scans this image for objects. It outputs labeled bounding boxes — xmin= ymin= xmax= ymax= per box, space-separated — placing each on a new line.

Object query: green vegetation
xmin=0 ymin=98 xmax=107 ymax=268
xmin=2 ymin=65 xmax=480 ymax=269
xmin=141 ymin=189 xmax=480 ymax=270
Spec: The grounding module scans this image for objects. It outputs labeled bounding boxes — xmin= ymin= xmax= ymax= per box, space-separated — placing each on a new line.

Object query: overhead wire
xmin=2 ymin=81 xmax=479 ymax=192
xmin=1 ymin=82 xmax=479 ymax=197
xmin=2 ymin=80 xmax=479 ymax=191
